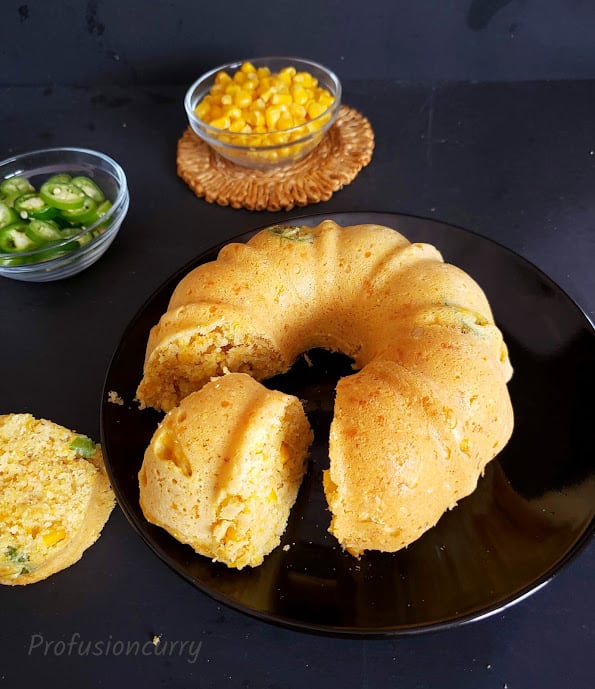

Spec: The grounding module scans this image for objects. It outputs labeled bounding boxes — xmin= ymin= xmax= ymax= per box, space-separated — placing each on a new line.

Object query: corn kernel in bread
xmin=139 ymin=373 xmax=313 ymax=569
xmin=0 ymin=414 xmax=115 ymax=585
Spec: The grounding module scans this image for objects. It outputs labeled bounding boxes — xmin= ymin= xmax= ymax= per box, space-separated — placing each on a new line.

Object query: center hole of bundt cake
xmin=265 ymin=347 xmax=354 ymax=474
xmin=262 ymin=348 xmax=355 ymax=550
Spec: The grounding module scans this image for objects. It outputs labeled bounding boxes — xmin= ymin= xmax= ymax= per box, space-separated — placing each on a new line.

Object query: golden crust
xmin=139 ymin=373 xmax=312 ymax=569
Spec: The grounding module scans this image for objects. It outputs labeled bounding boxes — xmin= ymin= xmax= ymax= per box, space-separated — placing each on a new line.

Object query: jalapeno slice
xmin=0 ymin=254 xmax=26 ymax=266
xmin=94 ymin=200 xmax=113 ymax=229
xmin=39 ymin=181 xmax=86 ymax=210
xmin=71 ymin=176 xmax=105 ymax=204
xmin=59 ymin=196 xmax=98 ymax=226
xmin=24 ymin=218 xmax=62 ymax=244
xmin=45 ymin=174 xmax=72 ymax=185
xmin=29 ymin=242 xmax=79 ymax=262
xmin=0 ymin=176 xmax=35 ymax=199
xmin=0 ymin=223 xmax=38 ymax=252
xmin=0 ymin=201 xmax=18 ymax=228
xmin=96 ymin=199 xmax=112 ymax=217
xmin=13 ymin=192 xmax=58 ymax=221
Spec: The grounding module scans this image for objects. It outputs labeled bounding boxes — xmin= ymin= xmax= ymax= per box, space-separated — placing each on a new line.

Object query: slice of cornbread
xmin=0 ymin=413 xmax=115 ymax=585
xmin=139 ymin=373 xmax=313 ymax=569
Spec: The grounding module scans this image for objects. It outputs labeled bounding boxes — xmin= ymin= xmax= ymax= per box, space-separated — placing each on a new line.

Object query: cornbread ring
xmin=136 ymin=220 xmax=513 ymax=558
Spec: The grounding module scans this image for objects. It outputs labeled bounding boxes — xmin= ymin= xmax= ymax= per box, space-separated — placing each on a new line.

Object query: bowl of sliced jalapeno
xmin=0 ymin=147 xmax=129 ymax=281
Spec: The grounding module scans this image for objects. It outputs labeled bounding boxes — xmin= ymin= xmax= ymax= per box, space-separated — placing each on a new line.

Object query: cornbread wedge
xmin=0 ymin=413 xmax=115 ymax=585
xmin=139 ymin=373 xmax=312 ymax=569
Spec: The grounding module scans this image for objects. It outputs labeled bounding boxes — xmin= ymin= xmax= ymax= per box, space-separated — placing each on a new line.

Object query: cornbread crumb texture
xmin=107 ymin=390 xmax=124 ymax=406
xmin=0 ymin=413 xmax=115 ymax=585
xmin=139 ymin=373 xmax=312 ymax=569
xmin=136 ymin=220 xmax=514 ymax=558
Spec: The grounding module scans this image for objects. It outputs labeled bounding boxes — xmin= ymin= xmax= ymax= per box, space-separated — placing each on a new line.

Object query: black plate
xmin=101 ymin=211 xmax=595 ymax=637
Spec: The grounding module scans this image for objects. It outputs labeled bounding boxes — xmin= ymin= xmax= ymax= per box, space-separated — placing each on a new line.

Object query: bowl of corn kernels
xmin=184 ymin=57 xmax=342 ymax=170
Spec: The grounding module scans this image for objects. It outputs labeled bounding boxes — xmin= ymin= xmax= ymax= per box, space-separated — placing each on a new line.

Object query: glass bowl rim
xmin=0 ymin=146 xmax=129 ymax=262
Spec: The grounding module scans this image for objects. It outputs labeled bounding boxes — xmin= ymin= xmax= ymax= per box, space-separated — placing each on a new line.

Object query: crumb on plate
xmin=107 ymin=390 xmax=124 ymax=406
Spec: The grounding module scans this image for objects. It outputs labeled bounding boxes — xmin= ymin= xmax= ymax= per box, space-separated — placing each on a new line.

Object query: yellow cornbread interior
xmin=137 ymin=310 xmax=285 ymax=413
xmin=0 ymin=413 xmax=114 ymax=585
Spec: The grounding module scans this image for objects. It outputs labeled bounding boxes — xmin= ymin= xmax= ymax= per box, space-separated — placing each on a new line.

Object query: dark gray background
xmin=3 ymin=0 xmax=595 ymax=85
xmin=1 ymin=2 xmax=594 ymax=689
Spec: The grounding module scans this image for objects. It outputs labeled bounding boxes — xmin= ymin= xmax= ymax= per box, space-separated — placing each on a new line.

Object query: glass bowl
xmin=0 ymin=147 xmax=129 ymax=282
xmin=184 ymin=57 xmax=342 ymax=170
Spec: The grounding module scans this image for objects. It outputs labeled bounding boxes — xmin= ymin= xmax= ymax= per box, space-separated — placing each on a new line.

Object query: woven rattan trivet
xmin=176 ymin=105 xmax=374 ymax=212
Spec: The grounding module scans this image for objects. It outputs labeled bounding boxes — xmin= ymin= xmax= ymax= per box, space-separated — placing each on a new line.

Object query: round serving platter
xmin=101 ymin=211 xmax=595 ymax=637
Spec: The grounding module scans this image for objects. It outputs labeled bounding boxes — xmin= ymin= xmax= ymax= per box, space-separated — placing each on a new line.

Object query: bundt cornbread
xmin=138 ymin=373 xmax=313 ymax=569
xmin=136 ymin=220 xmax=514 ymax=557
xmin=0 ymin=413 xmax=115 ymax=585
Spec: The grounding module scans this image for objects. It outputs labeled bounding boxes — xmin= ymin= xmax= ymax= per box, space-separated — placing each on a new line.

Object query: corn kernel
xmin=255 ymin=77 xmax=271 ymax=95
xmin=270 ymin=130 xmax=290 ymax=144
xmin=228 ymin=119 xmax=248 ymax=132
xmin=243 ymin=75 xmax=257 ymax=90
xmin=289 ymin=102 xmax=306 ymax=119
xmin=291 ymin=86 xmax=309 ymax=106
xmin=307 ymin=101 xmax=328 ymax=119
xmin=195 ymin=100 xmax=211 ymax=120
xmin=279 ymin=441 xmax=290 ymax=464
xmin=278 ymin=70 xmax=293 ymax=86
xmin=247 ymin=109 xmax=265 ymax=127
xmin=250 ymin=97 xmax=266 ymax=110
xmin=319 ymin=92 xmax=334 ymax=108
xmin=225 ymin=105 xmax=242 ymax=120
xmin=214 ymin=71 xmax=232 ymax=85
xmin=209 ymin=116 xmax=231 ymax=130
xmin=42 ymin=527 xmax=66 ymax=547
xmin=209 ymin=105 xmax=224 ymax=119
xmin=234 ymin=90 xmax=252 ymax=109
xmin=265 ymin=106 xmax=283 ymax=129
xmin=276 ymin=113 xmax=294 ymax=130
xmin=272 ymin=92 xmax=293 ymax=106
xmin=260 ymin=86 xmax=275 ymax=103
xmin=223 ymin=524 xmax=237 ymax=543
xmin=289 ymin=128 xmax=308 ymax=142
xmin=295 ymin=71 xmax=316 ymax=87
